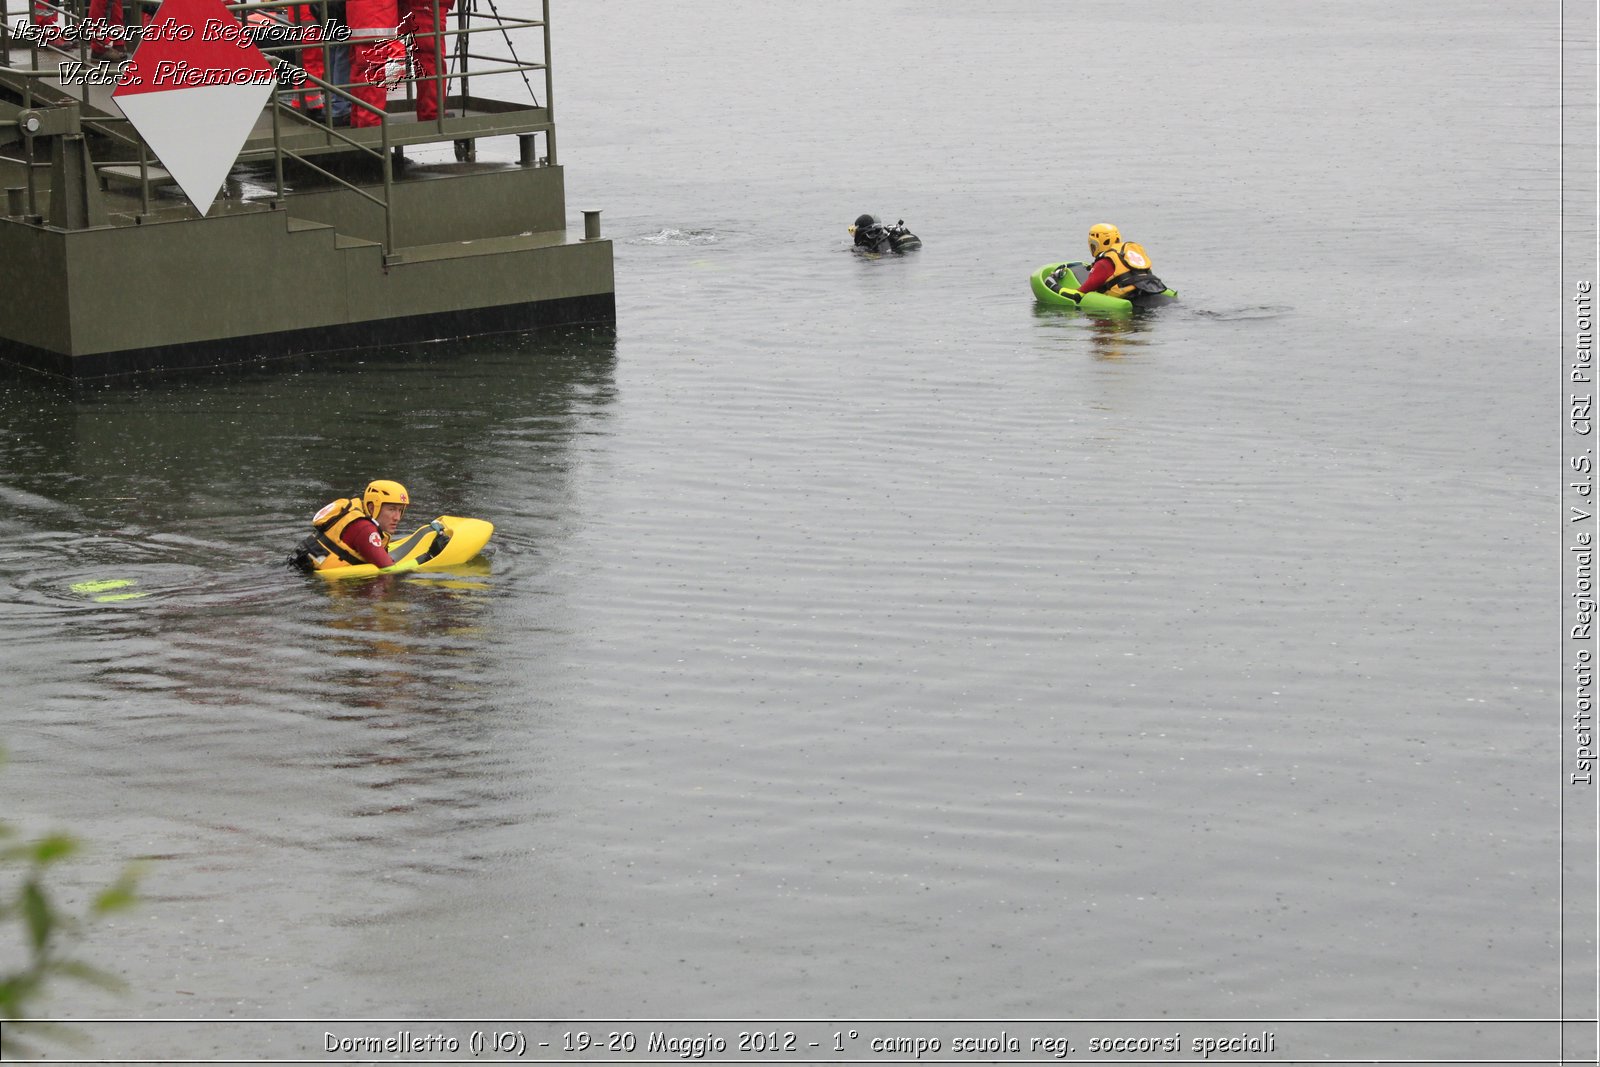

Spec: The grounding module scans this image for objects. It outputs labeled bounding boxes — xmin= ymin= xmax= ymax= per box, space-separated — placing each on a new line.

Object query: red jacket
xmin=340 ymin=516 xmax=395 ymax=567
xmin=1077 ymin=256 xmax=1116 ymax=294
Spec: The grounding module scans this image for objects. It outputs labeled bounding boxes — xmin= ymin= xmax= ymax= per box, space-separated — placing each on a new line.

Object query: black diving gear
xmin=852 ymin=215 xmax=921 ymax=253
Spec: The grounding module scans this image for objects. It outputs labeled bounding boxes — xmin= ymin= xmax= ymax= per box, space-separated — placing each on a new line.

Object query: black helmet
xmin=854 ymin=214 xmax=878 ymax=230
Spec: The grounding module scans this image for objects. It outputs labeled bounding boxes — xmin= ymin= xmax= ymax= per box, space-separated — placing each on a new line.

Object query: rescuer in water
xmin=292 ymin=479 xmax=419 ymax=572
xmin=1044 ymin=223 xmax=1168 ymax=302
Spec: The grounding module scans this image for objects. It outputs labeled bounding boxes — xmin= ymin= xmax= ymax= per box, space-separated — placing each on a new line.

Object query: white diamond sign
xmin=113 ymin=0 xmax=276 ymax=214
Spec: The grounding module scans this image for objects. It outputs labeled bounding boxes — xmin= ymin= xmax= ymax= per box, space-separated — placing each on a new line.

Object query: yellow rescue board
xmin=314 ymin=515 xmax=494 ymax=580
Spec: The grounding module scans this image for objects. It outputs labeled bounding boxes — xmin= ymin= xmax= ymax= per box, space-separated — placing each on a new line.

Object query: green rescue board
xmin=1030 ymin=261 xmax=1177 ymax=314
xmin=315 ymin=515 xmax=494 ymax=580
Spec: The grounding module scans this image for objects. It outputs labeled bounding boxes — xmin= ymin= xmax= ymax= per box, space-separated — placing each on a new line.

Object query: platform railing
xmin=266 ymin=65 xmax=398 ymax=257
xmin=225 ymin=0 xmax=552 ymax=136
xmin=0 ymin=63 xmax=45 ymax=218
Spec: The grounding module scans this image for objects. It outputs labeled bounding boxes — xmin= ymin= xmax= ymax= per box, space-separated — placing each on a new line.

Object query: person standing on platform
xmin=345 ymin=0 xmax=406 ymax=127
xmin=246 ymin=6 xmax=324 ymax=113
xmin=29 ymin=0 xmax=63 ymax=49
xmin=400 ymin=0 xmax=452 ymax=121
xmin=323 ymin=0 xmax=354 ymax=126
xmin=85 ymin=0 xmax=128 ymax=63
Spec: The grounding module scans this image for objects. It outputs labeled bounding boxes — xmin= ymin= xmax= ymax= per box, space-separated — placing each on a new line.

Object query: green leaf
xmin=0 ymin=753 xmax=141 ymax=1049
xmin=20 ymin=880 xmax=53 ymax=953
xmin=91 ymin=870 xmax=140 ymax=916
xmin=0 ymin=834 xmax=72 ymax=865
xmin=28 ymin=834 xmax=78 ymax=867
xmin=0 ymin=971 xmax=44 ymax=1018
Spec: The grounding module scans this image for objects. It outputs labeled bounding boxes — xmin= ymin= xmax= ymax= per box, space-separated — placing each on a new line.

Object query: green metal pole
xmin=543 ymin=0 xmax=554 ymax=165
xmin=381 ymin=119 xmax=393 ymax=255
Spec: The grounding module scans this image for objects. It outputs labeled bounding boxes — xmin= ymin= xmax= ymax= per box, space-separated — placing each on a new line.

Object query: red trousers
xmin=402 ymin=0 xmax=454 ymax=120
xmin=347 ymin=0 xmax=400 ymax=127
xmin=345 ymin=0 xmax=454 ymax=125
xmin=85 ymin=0 xmax=124 ymax=46
xmin=294 ymin=6 xmax=327 ymax=110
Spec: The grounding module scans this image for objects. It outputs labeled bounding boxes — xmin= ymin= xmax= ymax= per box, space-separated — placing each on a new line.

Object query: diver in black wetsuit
xmin=850 ymin=214 xmax=921 ymax=253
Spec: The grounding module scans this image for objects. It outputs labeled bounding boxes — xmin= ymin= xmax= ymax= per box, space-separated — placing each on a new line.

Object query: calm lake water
xmin=0 ymin=1 xmax=1589 ymax=1063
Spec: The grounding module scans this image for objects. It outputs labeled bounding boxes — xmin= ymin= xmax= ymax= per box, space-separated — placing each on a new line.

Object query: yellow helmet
xmin=1088 ymin=223 xmax=1122 ymax=257
xmin=362 ymin=479 xmax=409 ymax=519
